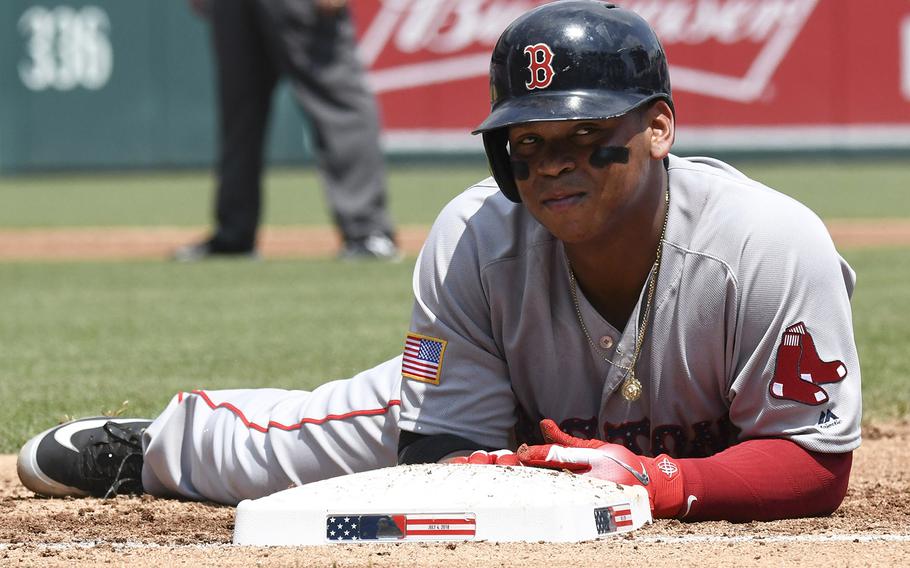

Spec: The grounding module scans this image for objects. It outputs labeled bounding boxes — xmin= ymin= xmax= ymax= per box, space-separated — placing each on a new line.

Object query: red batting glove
xmin=449 ymin=449 xmax=520 ymax=466
xmin=516 ymin=419 xmax=685 ymax=518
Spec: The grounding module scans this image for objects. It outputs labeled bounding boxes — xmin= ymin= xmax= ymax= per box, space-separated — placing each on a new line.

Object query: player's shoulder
xmin=667 ymin=154 xmax=835 ymax=263
xmin=427 ymin=176 xmax=551 ymax=266
xmin=668 ymin=154 xmax=814 ymax=219
xmin=434 ymin=176 xmax=505 ymax=221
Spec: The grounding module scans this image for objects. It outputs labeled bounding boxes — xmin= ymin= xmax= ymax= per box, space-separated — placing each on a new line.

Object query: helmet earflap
xmin=482 ymin=130 xmax=521 ymax=203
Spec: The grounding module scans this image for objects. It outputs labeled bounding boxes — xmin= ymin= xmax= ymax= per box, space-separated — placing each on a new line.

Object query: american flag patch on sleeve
xmin=402 ymin=333 xmax=447 ymax=385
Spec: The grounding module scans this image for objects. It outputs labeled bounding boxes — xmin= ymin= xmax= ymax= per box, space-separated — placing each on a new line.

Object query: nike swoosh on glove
xmin=449 ymin=449 xmax=520 ymax=465
xmin=516 ymin=419 xmax=685 ymax=518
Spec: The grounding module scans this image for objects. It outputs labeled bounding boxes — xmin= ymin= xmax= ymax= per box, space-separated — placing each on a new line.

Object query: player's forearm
xmin=397 ymin=430 xmax=495 ymax=465
xmin=678 ymin=438 xmax=852 ymax=521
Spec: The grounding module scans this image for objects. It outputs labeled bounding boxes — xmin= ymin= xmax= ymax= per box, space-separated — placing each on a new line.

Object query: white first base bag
xmin=233 ymin=463 xmax=651 ymax=545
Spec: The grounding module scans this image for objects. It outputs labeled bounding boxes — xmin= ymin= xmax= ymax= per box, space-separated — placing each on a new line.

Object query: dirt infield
xmin=0 ymin=226 xmax=427 ymax=261
xmin=0 ymin=219 xmax=908 ymax=260
xmin=1 ymin=421 xmax=908 ymax=567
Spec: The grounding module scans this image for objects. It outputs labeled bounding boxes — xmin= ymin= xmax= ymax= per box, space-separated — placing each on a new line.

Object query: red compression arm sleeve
xmin=677 ymin=438 xmax=852 ymax=521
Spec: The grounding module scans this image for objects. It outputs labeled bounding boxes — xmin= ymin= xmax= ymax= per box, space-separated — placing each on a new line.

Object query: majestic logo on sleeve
xmin=524 ymin=43 xmax=555 ymax=90
xmin=817 ymin=408 xmax=841 ymax=429
xmin=402 ymin=333 xmax=447 ymax=385
xmin=769 ymin=322 xmax=848 ymax=406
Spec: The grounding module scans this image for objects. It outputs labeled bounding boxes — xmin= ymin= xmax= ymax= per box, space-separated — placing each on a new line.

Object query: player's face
xmin=508 ymin=106 xmax=671 ymax=245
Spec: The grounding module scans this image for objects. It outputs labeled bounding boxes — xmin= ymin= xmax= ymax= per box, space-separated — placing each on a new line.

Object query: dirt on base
xmin=0 ymin=219 xmax=908 ymax=260
xmin=1 ymin=421 xmax=908 ymax=567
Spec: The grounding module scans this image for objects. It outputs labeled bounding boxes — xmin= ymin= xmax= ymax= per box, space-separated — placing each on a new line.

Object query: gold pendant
xmin=621 ymin=372 xmax=642 ymax=401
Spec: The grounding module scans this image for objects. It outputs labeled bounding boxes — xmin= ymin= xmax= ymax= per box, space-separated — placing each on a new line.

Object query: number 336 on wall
xmin=18 ymin=5 xmax=113 ymax=92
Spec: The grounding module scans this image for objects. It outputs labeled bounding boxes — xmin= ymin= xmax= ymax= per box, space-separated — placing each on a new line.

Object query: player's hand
xmin=516 ymin=419 xmax=685 ymax=518
xmin=448 ymin=449 xmax=520 ymax=466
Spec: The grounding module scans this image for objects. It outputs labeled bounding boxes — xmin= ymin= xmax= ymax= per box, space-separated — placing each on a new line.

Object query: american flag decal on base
xmin=404 ymin=514 xmax=476 ymax=539
xmin=402 ymin=332 xmax=447 ymax=385
xmin=594 ymin=504 xmax=634 ymax=535
xmin=326 ymin=513 xmax=476 ymax=542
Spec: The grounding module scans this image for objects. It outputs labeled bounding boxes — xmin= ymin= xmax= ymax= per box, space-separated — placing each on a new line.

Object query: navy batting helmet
xmin=473 ymin=0 xmax=673 ymax=202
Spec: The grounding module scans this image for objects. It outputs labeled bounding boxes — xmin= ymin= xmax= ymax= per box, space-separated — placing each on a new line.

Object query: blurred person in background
xmin=174 ymin=0 xmax=399 ymax=261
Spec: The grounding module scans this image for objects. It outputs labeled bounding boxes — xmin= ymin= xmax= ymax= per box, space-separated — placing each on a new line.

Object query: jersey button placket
xmin=599 ymin=308 xmax=640 ymax=407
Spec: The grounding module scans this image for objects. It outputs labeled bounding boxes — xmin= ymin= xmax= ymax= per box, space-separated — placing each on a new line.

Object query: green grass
xmin=0 ymin=259 xmax=415 ymax=452
xmin=0 ymin=159 xmax=907 ymax=229
xmin=0 ymin=164 xmax=491 ymax=228
xmin=843 ymin=248 xmax=910 ymax=419
xmin=738 ymin=159 xmax=910 ymax=219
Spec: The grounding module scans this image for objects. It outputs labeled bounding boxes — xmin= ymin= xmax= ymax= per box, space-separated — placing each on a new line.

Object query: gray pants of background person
xmin=209 ymin=0 xmax=394 ymax=253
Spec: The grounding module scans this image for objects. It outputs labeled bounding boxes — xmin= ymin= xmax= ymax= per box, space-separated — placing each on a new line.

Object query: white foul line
xmin=2 ymin=534 xmax=910 ymax=550
xmin=632 ymin=534 xmax=910 ymax=544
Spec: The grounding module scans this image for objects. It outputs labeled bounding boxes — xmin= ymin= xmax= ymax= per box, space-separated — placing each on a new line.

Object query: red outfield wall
xmin=351 ymin=0 xmax=910 ymax=152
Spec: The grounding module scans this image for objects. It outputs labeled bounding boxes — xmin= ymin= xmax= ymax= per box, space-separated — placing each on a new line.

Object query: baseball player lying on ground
xmin=18 ymin=1 xmax=860 ymax=522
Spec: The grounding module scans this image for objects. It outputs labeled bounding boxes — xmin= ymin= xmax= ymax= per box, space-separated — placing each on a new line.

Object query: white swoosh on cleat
xmin=53 ymin=418 xmax=135 ymax=453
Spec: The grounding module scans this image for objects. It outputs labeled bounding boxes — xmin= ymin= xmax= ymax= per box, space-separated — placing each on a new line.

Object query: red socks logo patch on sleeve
xmin=769 ymin=322 xmax=848 ymax=406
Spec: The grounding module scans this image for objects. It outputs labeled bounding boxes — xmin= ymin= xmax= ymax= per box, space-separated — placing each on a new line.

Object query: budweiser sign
xmin=625 ymin=0 xmax=818 ymax=102
xmin=358 ymin=0 xmax=817 ymax=102
xmin=350 ymin=0 xmax=910 ymax=150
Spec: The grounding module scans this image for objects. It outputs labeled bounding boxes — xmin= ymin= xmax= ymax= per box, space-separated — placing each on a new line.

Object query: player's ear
xmin=645 ymin=101 xmax=674 ymax=160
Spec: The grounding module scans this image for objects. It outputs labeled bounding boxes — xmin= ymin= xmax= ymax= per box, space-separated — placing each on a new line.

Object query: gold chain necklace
xmin=567 ymin=186 xmax=670 ymax=402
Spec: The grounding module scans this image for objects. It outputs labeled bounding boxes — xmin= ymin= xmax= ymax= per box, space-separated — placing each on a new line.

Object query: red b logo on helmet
xmin=524 ymin=43 xmax=555 ymax=90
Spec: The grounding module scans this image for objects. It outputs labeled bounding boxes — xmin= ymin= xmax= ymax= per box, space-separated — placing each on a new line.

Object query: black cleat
xmin=339 ymin=233 xmax=402 ymax=262
xmin=172 ymin=240 xmax=260 ymax=262
xmin=17 ymin=417 xmax=152 ymax=498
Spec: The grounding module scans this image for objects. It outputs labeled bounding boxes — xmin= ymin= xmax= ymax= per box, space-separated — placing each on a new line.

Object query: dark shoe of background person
xmin=172 ymin=239 xmax=260 ymax=262
xmin=17 ymin=417 xmax=152 ymax=498
xmin=339 ymin=233 xmax=402 ymax=262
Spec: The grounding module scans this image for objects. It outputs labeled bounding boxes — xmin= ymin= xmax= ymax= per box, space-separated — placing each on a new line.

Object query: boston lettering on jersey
xmin=516 ymin=410 xmax=740 ymax=459
xmin=603 ymin=416 xmax=740 ymax=458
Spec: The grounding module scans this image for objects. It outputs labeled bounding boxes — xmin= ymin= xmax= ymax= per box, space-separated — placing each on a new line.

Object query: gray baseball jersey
xmin=399 ymin=154 xmax=861 ymax=458
xmin=140 ymin=154 xmax=859 ymax=505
